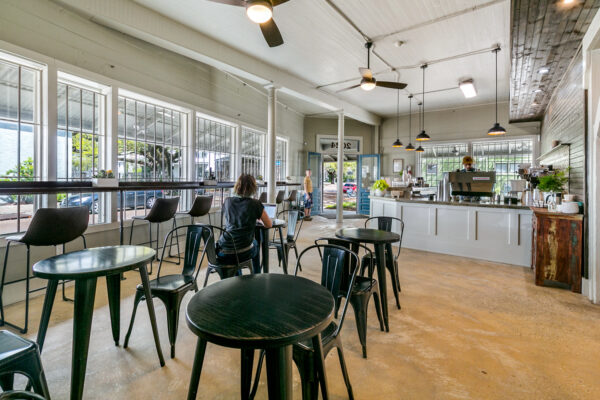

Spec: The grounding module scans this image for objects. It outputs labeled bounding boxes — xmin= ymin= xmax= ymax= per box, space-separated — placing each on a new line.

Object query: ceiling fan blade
xmin=205 ymin=0 xmax=246 ymax=6
xmin=336 ymin=84 xmax=361 ymax=93
xmin=376 ymin=81 xmax=408 ymax=90
xmin=271 ymin=0 xmax=290 ymax=5
xmin=359 ymin=67 xmax=372 ymax=79
xmin=259 ymin=19 xmax=284 ymax=47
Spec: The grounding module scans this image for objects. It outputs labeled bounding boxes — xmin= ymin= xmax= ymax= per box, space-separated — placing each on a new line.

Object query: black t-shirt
xmin=218 ymin=197 xmax=264 ymax=254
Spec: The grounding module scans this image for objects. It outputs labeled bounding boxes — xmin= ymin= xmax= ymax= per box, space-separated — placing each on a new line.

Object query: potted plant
xmin=256 ymin=175 xmax=264 ymax=185
xmin=92 ymin=170 xmax=117 ymax=187
xmin=537 ymin=169 xmax=568 ymax=203
xmin=371 ymin=179 xmax=389 ymax=197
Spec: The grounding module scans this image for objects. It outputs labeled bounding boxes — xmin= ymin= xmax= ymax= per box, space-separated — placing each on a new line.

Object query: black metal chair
xmin=283 ymin=190 xmax=297 ymax=211
xmin=0 ymin=330 xmax=50 ymax=399
xmin=315 ymin=238 xmax=384 ymax=358
xmin=258 ymin=192 xmax=267 ymax=203
xmin=0 ymin=206 xmax=88 ymax=333
xmin=362 ymin=216 xmax=404 ymax=309
xmin=200 ymin=225 xmax=253 ymax=287
xmin=275 ymin=190 xmax=285 ymax=214
xmin=0 ymin=391 xmax=46 ymax=400
xmin=124 ymin=224 xmax=205 ymax=359
xmin=178 ymin=195 xmax=213 ymax=226
xmin=292 ymin=244 xmax=359 ymax=400
xmin=129 ymin=197 xmax=180 ymax=273
xmin=270 ymin=209 xmax=304 ymax=272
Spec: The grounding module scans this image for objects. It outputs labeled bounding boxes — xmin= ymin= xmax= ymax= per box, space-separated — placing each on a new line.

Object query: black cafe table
xmin=255 ymin=219 xmax=288 ymax=273
xmin=186 ymin=274 xmax=334 ymax=400
xmin=335 ymin=228 xmax=400 ymax=332
xmin=33 ymin=246 xmax=165 ymax=400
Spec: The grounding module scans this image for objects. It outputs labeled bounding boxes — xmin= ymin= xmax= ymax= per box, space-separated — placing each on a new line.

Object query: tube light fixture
xmin=459 ymin=79 xmax=477 ymax=98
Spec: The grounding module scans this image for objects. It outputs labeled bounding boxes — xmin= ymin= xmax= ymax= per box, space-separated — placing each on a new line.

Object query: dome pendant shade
xmin=416 ymin=130 xmax=430 ymax=141
xmin=405 ymin=143 xmax=415 ymax=151
xmin=392 ymin=139 xmax=403 ymax=148
xmin=360 ymin=77 xmax=376 ymax=91
xmin=488 ymin=122 xmax=506 ymax=136
xmin=415 ymin=145 xmax=425 ymax=152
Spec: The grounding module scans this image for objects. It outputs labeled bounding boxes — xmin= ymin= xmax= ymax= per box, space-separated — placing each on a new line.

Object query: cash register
xmin=448 ymin=171 xmax=496 ymax=200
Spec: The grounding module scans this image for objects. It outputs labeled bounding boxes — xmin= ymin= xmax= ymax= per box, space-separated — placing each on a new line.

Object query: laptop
xmin=264 ymin=203 xmax=277 ymax=219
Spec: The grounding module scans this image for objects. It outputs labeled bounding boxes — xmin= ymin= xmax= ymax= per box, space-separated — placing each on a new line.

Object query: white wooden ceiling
xmin=133 ymin=0 xmax=510 ymax=117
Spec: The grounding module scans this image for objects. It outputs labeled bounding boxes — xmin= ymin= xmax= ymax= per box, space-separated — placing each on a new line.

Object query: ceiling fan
xmin=338 ymin=42 xmax=407 ymax=92
xmin=206 ymin=0 xmax=289 ymax=47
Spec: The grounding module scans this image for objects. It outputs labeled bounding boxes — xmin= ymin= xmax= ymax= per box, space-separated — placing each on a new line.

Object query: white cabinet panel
xmin=437 ymin=208 xmax=469 ymax=240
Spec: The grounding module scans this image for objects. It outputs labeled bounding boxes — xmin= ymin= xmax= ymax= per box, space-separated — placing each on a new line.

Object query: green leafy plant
xmin=372 ymin=179 xmax=389 ymax=191
xmin=94 ymin=169 xmax=115 ymax=179
xmin=537 ymin=170 xmax=568 ymax=193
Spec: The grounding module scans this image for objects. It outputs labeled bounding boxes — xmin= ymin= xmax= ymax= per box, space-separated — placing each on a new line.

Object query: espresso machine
xmin=448 ymin=171 xmax=496 ymax=201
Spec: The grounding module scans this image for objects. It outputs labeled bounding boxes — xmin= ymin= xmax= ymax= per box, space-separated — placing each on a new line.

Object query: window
xmin=195 ymin=116 xmax=234 ymax=181
xmin=57 ymin=77 xmax=108 ymax=224
xmin=0 ymin=53 xmax=43 ymax=233
xmin=241 ymin=127 xmax=265 ymax=179
xmin=118 ymin=95 xmax=186 ymax=181
xmin=472 ymin=138 xmax=533 ymax=193
xmin=418 ymin=138 xmax=535 ymax=192
xmin=275 ymin=137 xmax=288 ymax=182
xmin=418 ymin=143 xmax=469 ymax=187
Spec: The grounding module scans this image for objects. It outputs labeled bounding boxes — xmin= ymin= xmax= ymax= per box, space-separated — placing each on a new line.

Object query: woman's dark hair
xmin=234 ymin=174 xmax=258 ymax=197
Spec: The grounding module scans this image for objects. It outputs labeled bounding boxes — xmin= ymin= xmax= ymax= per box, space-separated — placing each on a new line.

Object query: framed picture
xmin=393 ymin=159 xmax=404 ymax=173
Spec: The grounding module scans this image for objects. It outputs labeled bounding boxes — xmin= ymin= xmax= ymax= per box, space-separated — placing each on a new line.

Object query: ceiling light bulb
xmin=246 ymin=1 xmax=273 ymax=24
xmin=538 ymin=67 xmax=550 ymax=74
xmin=459 ymin=80 xmax=477 ymax=98
xmin=360 ymin=78 xmax=376 ymax=91
xmin=563 ymin=0 xmax=575 ymax=4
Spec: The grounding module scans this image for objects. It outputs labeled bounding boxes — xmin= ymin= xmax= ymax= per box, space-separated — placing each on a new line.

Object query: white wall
xmin=379 ymin=102 xmax=541 ymax=176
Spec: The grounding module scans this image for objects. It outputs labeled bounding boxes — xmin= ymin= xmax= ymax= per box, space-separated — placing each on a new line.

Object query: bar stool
xmin=178 ymin=195 xmax=213 ymax=226
xmin=0 ymin=206 xmax=88 ymax=333
xmin=283 ymin=189 xmax=297 ymax=211
xmin=275 ymin=190 xmax=285 ymax=214
xmin=0 ymin=330 xmax=50 ymax=399
xmin=129 ymin=197 xmax=180 ymax=273
xmin=258 ymin=192 xmax=267 ymax=203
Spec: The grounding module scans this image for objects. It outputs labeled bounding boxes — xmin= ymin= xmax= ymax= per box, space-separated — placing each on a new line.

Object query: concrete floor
xmin=3 ymin=216 xmax=600 ymax=399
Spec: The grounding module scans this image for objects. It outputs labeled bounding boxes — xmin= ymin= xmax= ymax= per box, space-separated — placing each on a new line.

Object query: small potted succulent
xmin=256 ymin=175 xmax=265 ymax=185
xmin=537 ymin=169 xmax=569 ymax=204
xmin=92 ymin=169 xmax=117 ymax=187
xmin=371 ymin=179 xmax=389 ymax=197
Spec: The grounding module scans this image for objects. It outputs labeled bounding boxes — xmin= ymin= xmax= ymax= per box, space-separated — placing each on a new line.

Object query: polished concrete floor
xmin=3 ymin=216 xmax=600 ymax=399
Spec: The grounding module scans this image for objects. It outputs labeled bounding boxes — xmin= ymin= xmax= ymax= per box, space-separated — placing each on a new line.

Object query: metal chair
xmin=275 ymin=190 xmax=285 ymax=214
xmin=178 ymin=195 xmax=213 ymax=226
xmin=0 ymin=330 xmax=50 ymax=399
xmin=362 ymin=216 xmax=404 ymax=309
xmin=0 ymin=391 xmax=46 ymax=400
xmin=283 ymin=190 xmax=297 ymax=211
xmin=315 ymin=237 xmax=384 ymax=358
xmin=0 ymin=206 xmax=88 ymax=333
xmin=124 ymin=224 xmax=205 ymax=359
xmin=129 ymin=197 xmax=180 ymax=273
xmin=294 ymin=244 xmax=358 ymax=399
xmin=269 ymin=209 xmax=304 ymax=272
xmin=200 ymin=225 xmax=253 ymax=287
xmin=258 ymin=192 xmax=267 ymax=203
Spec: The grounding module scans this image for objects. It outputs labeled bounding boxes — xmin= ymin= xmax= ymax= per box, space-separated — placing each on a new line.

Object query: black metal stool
xmin=0 ymin=330 xmax=50 ymax=399
xmin=0 ymin=207 xmax=88 ymax=333
xmin=178 ymin=195 xmax=213 ymax=226
xmin=129 ymin=197 xmax=180 ymax=273
xmin=283 ymin=190 xmax=297 ymax=211
xmin=258 ymin=192 xmax=267 ymax=203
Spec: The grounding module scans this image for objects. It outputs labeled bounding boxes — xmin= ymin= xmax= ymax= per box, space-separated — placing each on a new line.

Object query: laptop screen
xmin=264 ymin=204 xmax=277 ymax=219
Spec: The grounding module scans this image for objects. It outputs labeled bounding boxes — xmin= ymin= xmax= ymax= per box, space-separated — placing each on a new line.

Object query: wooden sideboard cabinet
xmin=531 ymin=208 xmax=583 ymax=293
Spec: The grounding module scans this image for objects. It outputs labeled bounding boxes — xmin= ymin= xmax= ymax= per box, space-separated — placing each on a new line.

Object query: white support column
xmin=186 ymin=113 xmax=196 ymax=210
xmin=107 ymin=86 xmax=119 ymax=223
xmin=235 ymin=124 xmax=242 ymax=179
xmin=267 ymin=86 xmax=277 ymax=202
xmin=336 ymin=112 xmax=345 ymax=223
xmin=373 ymin=124 xmax=380 ymax=154
xmin=43 ymin=62 xmax=58 ymax=208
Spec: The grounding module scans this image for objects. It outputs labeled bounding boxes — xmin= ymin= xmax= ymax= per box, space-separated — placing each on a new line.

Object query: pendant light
xmin=416 ymin=64 xmax=431 ymax=141
xmin=392 ymin=83 xmax=403 ymax=148
xmin=405 ymin=95 xmax=415 ymax=151
xmin=415 ymin=99 xmax=424 ymax=152
xmin=488 ymin=47 xmax=506 ymax=136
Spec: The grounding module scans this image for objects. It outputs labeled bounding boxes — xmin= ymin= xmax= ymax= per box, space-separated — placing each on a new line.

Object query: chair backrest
xmin=258 ymin=192 xmax=268 ymax=203
xmin=286 ymin=190 xmax=297 ymax=202
xmin=19 ymin=206 xmax=89 ymax=247
xmin=0 ymin=391 xmax=46 ymax=400
xmin=189 ymin=196 xmax=213 ymax=218
xmin=295 ymin=244 xmax=359 ymax=336
xmin=276 ymin=209 xmax=304 ymax=241
xmin=156 ymin=224 xmax=205 ymax=279
xmin=197 ymin=224 xmax=243 ymax=268
xmin=275 ymin=190 xmax=285 ymax=204
xmin=365 ymin=216 xmax=404 ymax=260
xmin=145 ymin=197 xmax=180 ymax=223
xmin=314 ymin=237 xmax=375 ymax=280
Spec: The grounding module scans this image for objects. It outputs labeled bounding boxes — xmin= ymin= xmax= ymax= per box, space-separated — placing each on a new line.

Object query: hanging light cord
xmin=494 ymin=48 xmax=499 ymax=123
xmin=396 ymin=88 xmax=400 ymax=140
xmin=409 ymin=95 xmax=412 ymax=138
xmin=422 ymin=65 xmax=426 ymax=131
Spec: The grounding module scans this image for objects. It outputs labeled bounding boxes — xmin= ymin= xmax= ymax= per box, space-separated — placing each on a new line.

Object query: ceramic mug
xmin=564 ymin=194 xmax=575 ymax=202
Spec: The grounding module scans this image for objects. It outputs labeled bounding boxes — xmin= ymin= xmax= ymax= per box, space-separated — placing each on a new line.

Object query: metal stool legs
xmin=0 ymin=243 xmax=30 ymax=333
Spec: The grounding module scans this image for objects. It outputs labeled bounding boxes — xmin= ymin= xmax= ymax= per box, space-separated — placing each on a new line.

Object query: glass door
xmin=307 ymin=152 xmax=322 ymax=215
xmin=357 ymin=154 xmax=380 ymax=215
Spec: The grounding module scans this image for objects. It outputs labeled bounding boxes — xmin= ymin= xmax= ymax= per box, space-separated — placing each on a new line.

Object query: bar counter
xmin=370 ymin=196 xmax=533 ymax=266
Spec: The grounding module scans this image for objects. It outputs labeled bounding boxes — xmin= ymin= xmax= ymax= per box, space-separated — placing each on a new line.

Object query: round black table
xmin=186 ymin=274 xmax=334 ymax=400
xmin=335 ymin=228 xmax=400 ymax=332
xmin=33 ymin=245 xmax=165 ymax=400
xmin=255 ymin=219 xmax=288 ymax=274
